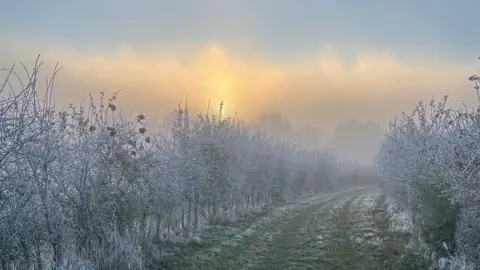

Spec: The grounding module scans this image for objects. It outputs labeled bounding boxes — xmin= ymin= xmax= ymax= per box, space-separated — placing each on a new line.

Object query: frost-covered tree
xmin=0 ymin=57 xmax=364 ymax=269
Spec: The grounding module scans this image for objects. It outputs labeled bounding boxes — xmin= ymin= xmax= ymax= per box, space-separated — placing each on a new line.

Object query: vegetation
xmin=0 ymin=57 xmax=373 ymax=269
xmin=154 ymin=188 xmax=410 ymax=270
xmin=376 ymin=60 xmax=480 ymax=269
xmin=8 ymin=53 xmax=476 ymax=270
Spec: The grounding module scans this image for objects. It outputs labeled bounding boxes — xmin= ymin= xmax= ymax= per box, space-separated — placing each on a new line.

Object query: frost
xmin=376 ymin=67 xmax=480 ymax=268
xmin=0 ymin=58 xmax=375 ymax=269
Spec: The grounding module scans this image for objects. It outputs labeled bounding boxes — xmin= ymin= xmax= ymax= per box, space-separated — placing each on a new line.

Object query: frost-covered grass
xmin=430 ymin=242 xmax=476 ymax=270
xmin=156 ymin=187 xmax=411 ymax=270
xmin=156 ymin=189 xmax=353 ymax=269
xmin=311 ymin=191 xmax=410 ymax=269
xmin=385 ymin=197 xmax=412 ymax=234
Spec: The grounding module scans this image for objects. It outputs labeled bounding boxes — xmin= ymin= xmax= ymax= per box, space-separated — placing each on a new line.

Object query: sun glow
xmin=207 ymin=73 xmax=237 ymax=117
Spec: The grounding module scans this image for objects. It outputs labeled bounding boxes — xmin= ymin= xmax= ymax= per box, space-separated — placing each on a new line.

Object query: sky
xmin=1 ymin=0 xmax=480 ymax=161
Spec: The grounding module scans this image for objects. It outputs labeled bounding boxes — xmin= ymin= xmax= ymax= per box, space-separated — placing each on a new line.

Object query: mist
xmin=1 ymin=43 xmax=475 ymax=163
xmin=2 ymin=1 xmax=480 ymax=269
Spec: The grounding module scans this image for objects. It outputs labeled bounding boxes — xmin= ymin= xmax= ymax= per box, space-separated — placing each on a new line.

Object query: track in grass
xmin=159 ymin=187 xmax=408 ymax=270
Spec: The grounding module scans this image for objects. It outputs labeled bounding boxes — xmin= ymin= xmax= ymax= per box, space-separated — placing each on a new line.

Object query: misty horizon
xmin=3 ymin=1 xmax=479 ymax=165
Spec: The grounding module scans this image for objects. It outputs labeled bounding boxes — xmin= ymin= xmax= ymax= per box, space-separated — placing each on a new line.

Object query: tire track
xmin=253 ymin=190 xmax=368 ymax=270
xmin=219 ymin=189 xmax=366 ymax=270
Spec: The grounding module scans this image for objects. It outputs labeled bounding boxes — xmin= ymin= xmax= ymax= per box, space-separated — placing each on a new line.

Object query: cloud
xmin=0 ymin=40 xmax=476 ymax=136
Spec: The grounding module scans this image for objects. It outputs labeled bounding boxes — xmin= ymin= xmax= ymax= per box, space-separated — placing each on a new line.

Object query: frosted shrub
xmin=454 ymin=204 xmax=480 ymax=266
xmin=0 ymin=57 xmax=366 ymax=269
xmin=377 ymin=60 xmax=480 ymax=268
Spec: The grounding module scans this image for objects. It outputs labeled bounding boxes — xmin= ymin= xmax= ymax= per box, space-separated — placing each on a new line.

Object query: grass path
xmin=156 ymin=187 xmax=409 ymax=270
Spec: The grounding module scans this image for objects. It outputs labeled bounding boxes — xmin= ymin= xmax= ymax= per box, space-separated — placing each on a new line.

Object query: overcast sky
xmin=1 ymin=1 xmax=479 ymax=161
xmin=2 ymin=0 xmax=479 ymax=61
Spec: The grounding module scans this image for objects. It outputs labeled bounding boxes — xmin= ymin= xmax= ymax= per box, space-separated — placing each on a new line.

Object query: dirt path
xmin=159 ymin=187 xmax=408 ymax=270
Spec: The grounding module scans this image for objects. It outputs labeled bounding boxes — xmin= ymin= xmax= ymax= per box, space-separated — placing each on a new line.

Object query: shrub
xmin=0 ymin=57 xmax=364 ymax=269
xmin=376 ymin=59 xmax=480 ymax=268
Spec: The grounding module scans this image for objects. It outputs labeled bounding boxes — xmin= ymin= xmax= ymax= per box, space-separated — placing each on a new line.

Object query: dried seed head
xmin=139 ymin=127 xmax=146 ymax=134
